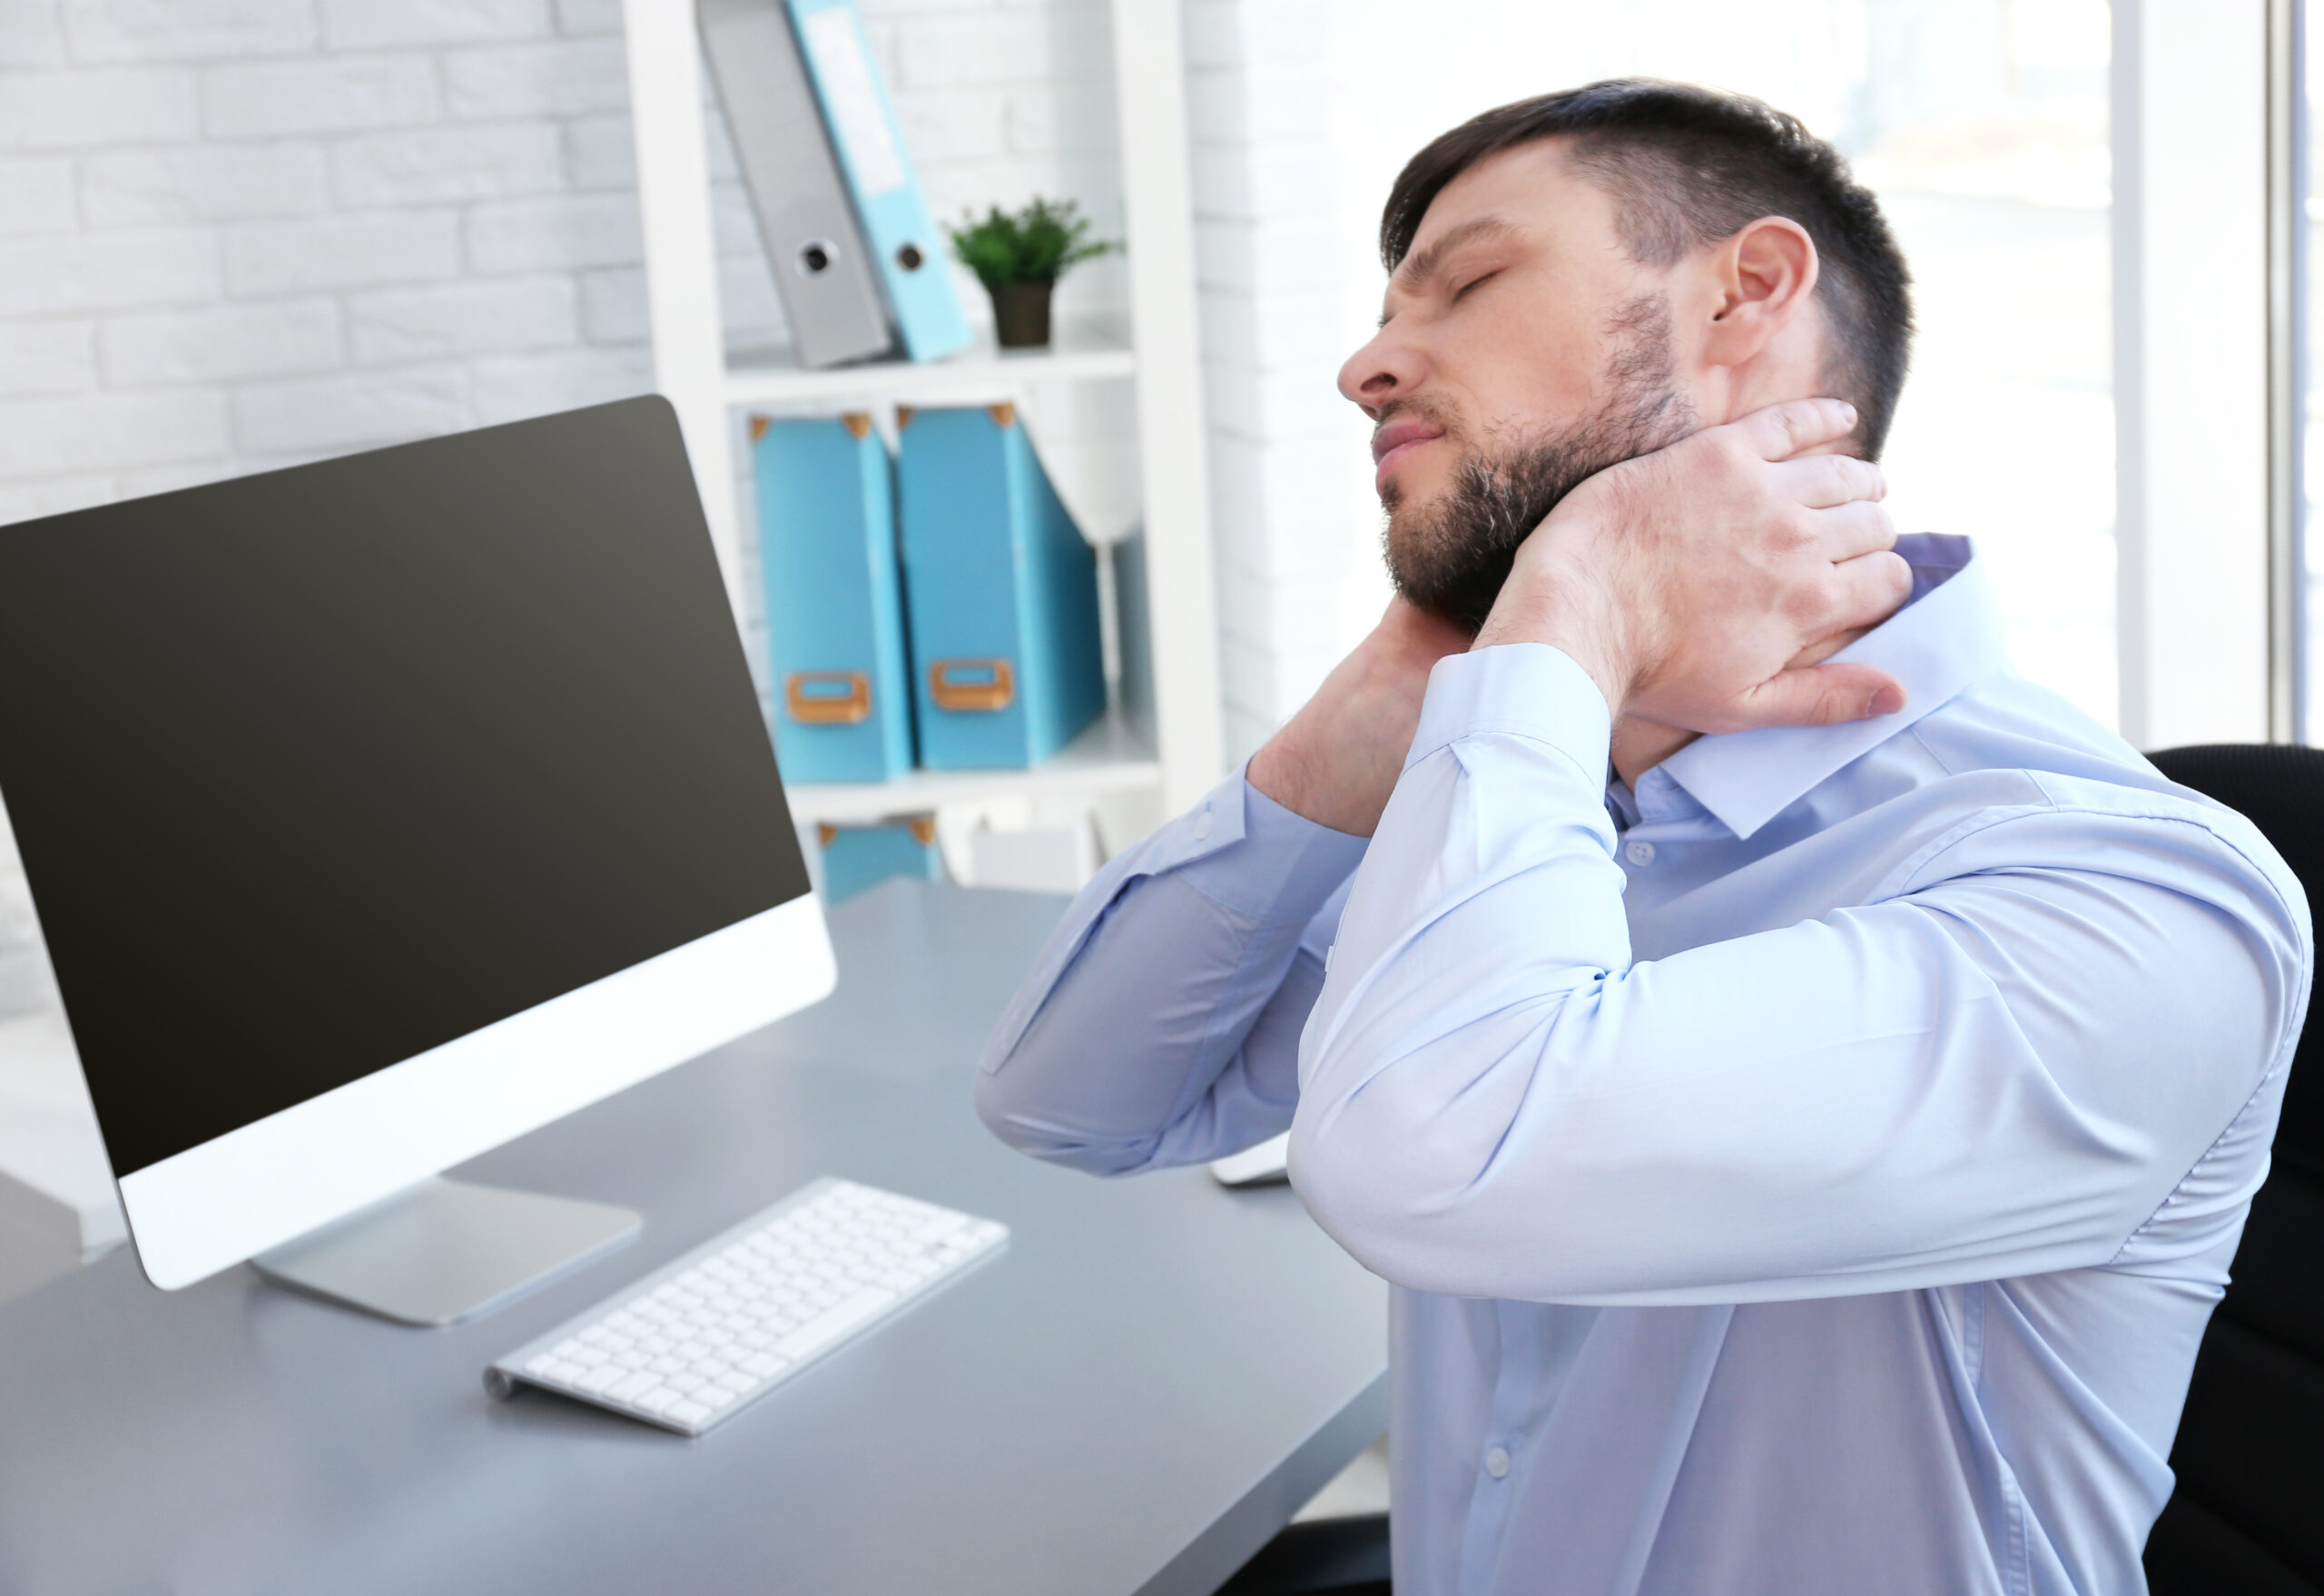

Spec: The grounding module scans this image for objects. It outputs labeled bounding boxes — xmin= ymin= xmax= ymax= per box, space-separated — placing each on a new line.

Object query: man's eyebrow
xmin=1385 ymin=216 xmax=1521 ymax=314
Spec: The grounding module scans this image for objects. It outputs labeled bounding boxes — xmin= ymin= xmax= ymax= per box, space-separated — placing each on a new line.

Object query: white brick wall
xmin=1184 ymin=0 xmax=1383 ymax=764
xmin=0 ymin=0 xmax=1131 ymax=528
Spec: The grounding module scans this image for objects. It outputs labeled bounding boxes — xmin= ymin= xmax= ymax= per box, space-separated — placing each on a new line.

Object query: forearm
xmin=976 ymin=774 xmax=1364 ymax=1173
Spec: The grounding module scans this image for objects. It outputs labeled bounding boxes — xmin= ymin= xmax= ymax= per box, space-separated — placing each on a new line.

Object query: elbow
xmin=971 ymin=1065 xmax=1071 ymax=1162
xmin=1292 ymin=1114 xmax=1583 ymax=1297
xmin=1288 ymin=1023 xmax=1584 ymax=1296
xmin=972 ymin=1064 xmax=1157 ymax=1177
xmin=1286 ymin=1099 xmax=1469 ymax=1294
xmin=971 ymin=1065 xmax=1035 ymax=1153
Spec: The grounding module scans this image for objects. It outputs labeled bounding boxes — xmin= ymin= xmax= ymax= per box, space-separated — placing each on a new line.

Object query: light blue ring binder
xmin=784 ymin=0 xmax=971 ymax=363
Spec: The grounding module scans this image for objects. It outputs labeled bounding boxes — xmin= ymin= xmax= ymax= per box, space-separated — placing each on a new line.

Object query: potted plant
xmin=945 ymin=198 xmax=1116 ymax=350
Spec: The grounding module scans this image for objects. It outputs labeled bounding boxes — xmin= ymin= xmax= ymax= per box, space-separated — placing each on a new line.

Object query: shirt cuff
xmin=1407 ymin=642 xmax=1613 ymax=782
xmin=1162 ymin=770 xmax=1369 ymax=924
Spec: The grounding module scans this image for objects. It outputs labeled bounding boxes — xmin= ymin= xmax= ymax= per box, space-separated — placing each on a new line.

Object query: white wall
xmin=1183 ymin=0 xmax=1377 ymax=763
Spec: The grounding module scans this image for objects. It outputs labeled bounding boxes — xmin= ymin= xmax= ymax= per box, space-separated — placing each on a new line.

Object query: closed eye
xmin=1452 ymin=269 xmax=1502 ymax=302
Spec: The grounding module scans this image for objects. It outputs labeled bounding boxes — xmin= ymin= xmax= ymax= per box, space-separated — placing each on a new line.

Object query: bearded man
xmin=974 ymin=80 xmax=2310 ymax=1596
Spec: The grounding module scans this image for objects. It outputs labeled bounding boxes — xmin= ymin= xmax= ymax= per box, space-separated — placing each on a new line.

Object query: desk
xmin=0 ymin=882 xmax=1388 ymax=1596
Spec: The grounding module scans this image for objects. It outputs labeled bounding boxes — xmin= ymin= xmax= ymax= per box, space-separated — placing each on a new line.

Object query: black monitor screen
xmin=0 ymin=398 xmax=809 ymax=1177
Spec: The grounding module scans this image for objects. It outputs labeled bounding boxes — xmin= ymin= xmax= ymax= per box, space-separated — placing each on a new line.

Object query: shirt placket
xmin=1452 ymin=1300 xmax=1543 ymax=1596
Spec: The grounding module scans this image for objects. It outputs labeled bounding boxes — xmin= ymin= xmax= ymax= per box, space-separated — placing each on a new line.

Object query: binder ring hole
xmin=797 ymin=240 xmax=835 ymax=276
xmin=896 ymin=242 xmax=925 ymax=271
xmin=785 ymin=670 xmax=872 ymax=724
xmin=929 ymin=658 xmax=1014 ymax=713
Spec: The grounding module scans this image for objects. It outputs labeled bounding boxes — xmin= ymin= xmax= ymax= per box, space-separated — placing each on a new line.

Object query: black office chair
xmin=2142 ymin=744 xmax=2324 ymax=1595
xmin=1216 ymin=1512 xmax=1390 ymax=1596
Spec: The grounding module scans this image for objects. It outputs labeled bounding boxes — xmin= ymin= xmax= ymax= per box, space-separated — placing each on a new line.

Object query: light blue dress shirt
xmin=976 ymin=538 xmax=2311 ymax=1596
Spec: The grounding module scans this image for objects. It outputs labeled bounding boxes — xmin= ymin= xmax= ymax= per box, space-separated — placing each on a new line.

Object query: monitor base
xmin=251 ymin=1177 xmax=641 ymax=1327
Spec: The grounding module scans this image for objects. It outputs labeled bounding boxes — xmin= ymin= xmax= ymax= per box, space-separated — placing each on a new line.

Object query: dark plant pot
xmin=990 ymin=280 xmax=1055 ymax=349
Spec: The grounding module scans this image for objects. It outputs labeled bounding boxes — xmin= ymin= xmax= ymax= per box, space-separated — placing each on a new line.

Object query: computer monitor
xmin=0 ymin=397 xmax=835 ymax=1321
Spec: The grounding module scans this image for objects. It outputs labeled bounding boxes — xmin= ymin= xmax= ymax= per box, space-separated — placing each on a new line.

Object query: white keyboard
xmin=487 ymin=1177 xmax=1008 ymax=1436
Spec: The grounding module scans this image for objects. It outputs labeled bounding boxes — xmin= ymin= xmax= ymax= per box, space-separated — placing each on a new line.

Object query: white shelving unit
xmin=618 ymin=0 xmax=1222 ymax=836
xmin=724 ymin=317 xmax=1137 ymax=409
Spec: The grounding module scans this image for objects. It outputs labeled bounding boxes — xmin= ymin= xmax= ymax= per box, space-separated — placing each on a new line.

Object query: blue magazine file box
xmin=753 ymin=412 xmax=914 ymax=783
xmin=897 ymin=403 xmax=1105 ymax=768
xmin=817 ymin=815 xmax=942 ymax=901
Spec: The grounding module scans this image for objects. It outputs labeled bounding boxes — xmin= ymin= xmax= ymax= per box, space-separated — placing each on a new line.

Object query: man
xmin=976 ymin=80 xmax=2311 ymax=1595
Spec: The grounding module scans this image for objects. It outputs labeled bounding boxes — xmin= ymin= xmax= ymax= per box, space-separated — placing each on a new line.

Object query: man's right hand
xmin=1473 ymin=399 xmax=1909 ymax=732
xmin=1246 ymin=596 xmax=1472 ymax=837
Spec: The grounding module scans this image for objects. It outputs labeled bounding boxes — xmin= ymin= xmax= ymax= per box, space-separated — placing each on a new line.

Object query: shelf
xmin=780 ymin=710 xmax=1160 ymax=825
xmin=630 ymin=0 xmax=1222 ymax=817
xmin=724 ymin=319 xmax=1136 ymax=409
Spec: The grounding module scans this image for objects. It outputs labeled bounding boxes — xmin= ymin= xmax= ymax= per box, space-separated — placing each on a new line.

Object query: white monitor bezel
xmin=116 ymin=892 xmax=834 ymax=1291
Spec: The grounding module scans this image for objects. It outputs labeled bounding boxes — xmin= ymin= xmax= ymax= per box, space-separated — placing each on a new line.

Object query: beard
xmin=1383 ymin=294 xmax=1697 ymax=634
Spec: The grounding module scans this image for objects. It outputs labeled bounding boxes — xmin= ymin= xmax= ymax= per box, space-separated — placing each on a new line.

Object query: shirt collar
xmin=1654 ymin=534 xmax=2008 ymax=840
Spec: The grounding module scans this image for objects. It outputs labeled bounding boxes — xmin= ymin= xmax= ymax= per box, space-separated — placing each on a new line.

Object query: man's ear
xmin=1701 ymin=217 xmax=1819 ymax=369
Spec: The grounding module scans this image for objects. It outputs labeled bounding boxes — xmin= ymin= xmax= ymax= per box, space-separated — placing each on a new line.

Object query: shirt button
xmin=1484 ymin=1445 xmax=1511 ymax=1479
xmin=1193 ymin=809 xmax=1213 ymax=841
xmin=1624 ymin=840 xmax=1656 ymax=866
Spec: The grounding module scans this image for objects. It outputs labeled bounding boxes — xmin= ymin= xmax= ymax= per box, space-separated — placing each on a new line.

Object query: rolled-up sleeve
xmin=976 ymin=771 xmax=1367 ymax=1173
xmin=1291 ymin=643 xmax=2313 ymax=1305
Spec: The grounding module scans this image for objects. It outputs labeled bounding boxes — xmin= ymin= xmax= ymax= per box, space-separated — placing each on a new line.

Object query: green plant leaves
xmin=945 ymin=197 xmax=1116 ymax=289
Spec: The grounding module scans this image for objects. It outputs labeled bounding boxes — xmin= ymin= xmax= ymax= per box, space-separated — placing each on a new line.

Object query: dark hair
xmin=1381 ymin=79 xmax=1913 ymax=458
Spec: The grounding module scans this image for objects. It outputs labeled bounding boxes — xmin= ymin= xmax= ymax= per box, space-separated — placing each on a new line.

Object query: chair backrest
xmin=2141 ymin=744 xmax=2324 ymax=1595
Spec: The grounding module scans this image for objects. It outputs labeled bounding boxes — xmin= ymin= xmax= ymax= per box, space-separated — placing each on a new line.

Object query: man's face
xmin=1339 ymin=141 xmax=1697 ymax=631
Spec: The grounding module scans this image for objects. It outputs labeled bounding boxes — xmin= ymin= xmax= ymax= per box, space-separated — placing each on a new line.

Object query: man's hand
xmin=1247 ymin=596 xmax=1472 ymax=837
xmin=1472 ymin=398 xmax=1912 ymax=730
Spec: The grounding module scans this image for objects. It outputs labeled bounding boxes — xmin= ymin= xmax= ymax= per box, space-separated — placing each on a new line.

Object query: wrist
xmin=1472 ymin=545 xmax=1635 ymax=715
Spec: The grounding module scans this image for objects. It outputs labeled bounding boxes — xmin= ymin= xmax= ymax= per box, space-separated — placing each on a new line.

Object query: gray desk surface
xmin=0 ymin=882 xmax=1388 ymax=1596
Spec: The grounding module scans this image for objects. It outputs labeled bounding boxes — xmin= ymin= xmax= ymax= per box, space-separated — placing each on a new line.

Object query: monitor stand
xmin=251 ymin=1177 xmax=640 ymax=1327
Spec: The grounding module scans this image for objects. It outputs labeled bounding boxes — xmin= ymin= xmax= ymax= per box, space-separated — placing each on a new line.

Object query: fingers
xmin=1731 ymin=398 xmax=1859 ymax=462
xmin=1772 ymin=452 xmax=1886 ymax=509
xmin=1827 ymin=548 xmax=1914 ymax=629
xmin=1808 ymin=498 xmax=1899 ymax=562
xmin=1733 ymin=661 xmax=1908 ymax=730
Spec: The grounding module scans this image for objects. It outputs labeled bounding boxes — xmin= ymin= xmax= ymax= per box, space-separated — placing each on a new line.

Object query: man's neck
xmin=1611 ymin=715 xmax=1698 ymax=790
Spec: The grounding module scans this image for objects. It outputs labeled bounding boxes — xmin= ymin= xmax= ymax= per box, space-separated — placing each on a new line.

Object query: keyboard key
xmin=606 ymin=1371 xmax=655 ymax=1404
xmin=635 ymin=1385 xmax=683 ymax=1415
xmin=670 ymin=1400 xmax=714 ymax=1426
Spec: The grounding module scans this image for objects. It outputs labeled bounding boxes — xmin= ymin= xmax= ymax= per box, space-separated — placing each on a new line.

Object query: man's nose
xmin=1337 ymin=323 xmax=1424 ymax=416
